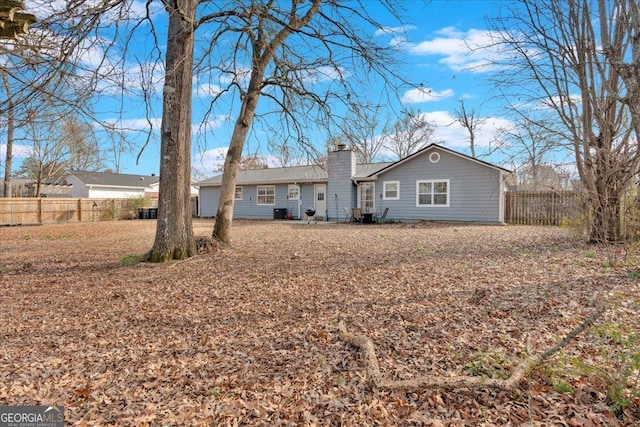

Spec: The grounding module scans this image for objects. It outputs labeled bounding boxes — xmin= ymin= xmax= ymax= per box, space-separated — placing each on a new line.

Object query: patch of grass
xmin=465 ymin=350 xmax=512 ymax=379
xmin=117 ymin=254 xmax=143 ymax=267
xmin=552 ymin=380 xmax=573 ymax=393
xmin=591 ymin=321 xmax=640 ymax=415
xmin=23 ymin=234 xmax=31 ymax=240
xmin=583 ymin=249 xmax=595 ymax=258
xmin=627 ymin=270 xmax=639 ymax=280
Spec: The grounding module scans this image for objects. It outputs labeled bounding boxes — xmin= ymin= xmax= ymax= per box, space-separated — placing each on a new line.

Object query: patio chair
xmin=351 ymin=207 xmax=364 ymax=224
xmin=343 ymin=207 xmax=353 ymax=223
xmin=375 ymin=207 xmax=389 ymax=223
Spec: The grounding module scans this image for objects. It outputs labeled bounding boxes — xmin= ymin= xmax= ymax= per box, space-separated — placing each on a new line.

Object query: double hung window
xmin=416 ymin=180 xmax=449 ymax=207
xmin=257 ymin=185 xmax=275 ymax=205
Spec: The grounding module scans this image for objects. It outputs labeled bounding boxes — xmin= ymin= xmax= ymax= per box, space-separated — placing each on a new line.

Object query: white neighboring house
xmin=59 ymin=171 xmax=161 ymax=198
xmin=146 ymin=181 xmax=200 ymax=198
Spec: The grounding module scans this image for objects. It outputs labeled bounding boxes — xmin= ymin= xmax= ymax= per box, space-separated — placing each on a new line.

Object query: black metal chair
xmin=343 ymin=207 xmax=353 ymax=223
xmin=375 ymin=207 xmax=389 ymax=223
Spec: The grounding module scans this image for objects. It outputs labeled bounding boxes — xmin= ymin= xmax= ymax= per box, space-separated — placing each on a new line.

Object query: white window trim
xmin=257 ymin=185 xmax=275 ymax=205
xmin=234 ymin=186 xmax=243 ymax=200
xmin=287 ymin=184 xmax=300 ymax=200
xmin=383 ymin=181 xmax=400 ymax=200
xmin=416 ymin=179 xmax=450 ymax=207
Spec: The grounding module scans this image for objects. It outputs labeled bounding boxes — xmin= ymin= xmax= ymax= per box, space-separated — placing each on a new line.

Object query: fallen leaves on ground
xmin=0 ymin=219 xmax=639 ymax=426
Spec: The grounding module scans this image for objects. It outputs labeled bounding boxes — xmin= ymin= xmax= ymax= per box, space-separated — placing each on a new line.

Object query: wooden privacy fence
xmin=0 ymin=198 xmax=157 ymax=226
xmin=505 ymin=190 xmax=581 ymax=225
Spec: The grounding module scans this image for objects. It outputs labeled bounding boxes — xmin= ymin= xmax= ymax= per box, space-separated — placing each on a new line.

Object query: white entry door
xmin=314 ymin=184 xmax=326 ymax=219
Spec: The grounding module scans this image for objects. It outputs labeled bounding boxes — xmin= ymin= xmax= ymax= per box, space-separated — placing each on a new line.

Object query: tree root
xmin=338 ymin=304 xmax=604 ymax=391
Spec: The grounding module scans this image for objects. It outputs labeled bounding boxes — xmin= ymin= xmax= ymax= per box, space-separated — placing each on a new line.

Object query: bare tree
xmin=17 ymin=110 xmax=103 ymax=196
xmin=268 ymin=141 xmax=308 ymax=168
xmin=497 ymin=111 xmax=566 ymax=190
xmin=453 ymin=98 xmax=486 ymax=159
xmin=491 ymin=0 xmax=640 ymax=242
xmin=339 ymin=105 xmax=389 ymax=163
xmin=197 ymin=1 xmax=410 ymax=244
xmin=598 ymin=0 xmax=640 ymax=166
xmin=383 ymin=108 xmax=438 ymax=160
xmin=214 ymin=153 xmax=269 ymax=172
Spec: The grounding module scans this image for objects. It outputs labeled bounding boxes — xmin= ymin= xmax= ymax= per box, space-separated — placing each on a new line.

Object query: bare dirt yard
xmin=1 ymin=219 xmax=639 ymax=426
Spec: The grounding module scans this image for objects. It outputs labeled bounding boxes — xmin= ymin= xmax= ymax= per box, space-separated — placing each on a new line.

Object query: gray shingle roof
xmin=197 ymin=162 xmax=392 ymax=186
xmin=197 ymin=165 xmax=326 ymax=186
xmin=66 ymin=171 xmax=160 ymax=188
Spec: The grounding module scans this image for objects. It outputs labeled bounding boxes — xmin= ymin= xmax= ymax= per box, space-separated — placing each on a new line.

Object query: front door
xmin=314 ymin=184 xmax=326 ymax=219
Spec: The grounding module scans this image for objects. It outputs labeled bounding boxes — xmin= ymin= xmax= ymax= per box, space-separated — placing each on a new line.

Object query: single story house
xmin=197 ymin=143 xmax=514 ymax=223
xmin=57 ymin=171 xmax=161 ymax=199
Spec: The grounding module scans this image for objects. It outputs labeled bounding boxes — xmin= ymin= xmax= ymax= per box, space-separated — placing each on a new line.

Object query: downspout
xmin=499 ymin=172 xmax=506 ymax=224
xmin=298 ymin=185 xmax=302 ymax=219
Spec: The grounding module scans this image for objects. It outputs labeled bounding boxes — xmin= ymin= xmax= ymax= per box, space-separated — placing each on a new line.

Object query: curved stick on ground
xmin=338 ymin=304 xmax=603 ymax=391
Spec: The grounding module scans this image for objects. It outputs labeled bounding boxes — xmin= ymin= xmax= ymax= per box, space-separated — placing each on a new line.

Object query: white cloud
xmin=193 ymin=115 xmax=231 ymax=134
xmin=408 ymin=27 xmax=510 ymax=73
xmin=0 ymin=143 xmax=33 ymax=159
xmin=193 ymin=147 xmax=227 ymax=177
xmin=401 ymin=87 xmax=454 ymax=104
xmin=195 ymin=83 xmax=222 ymax=98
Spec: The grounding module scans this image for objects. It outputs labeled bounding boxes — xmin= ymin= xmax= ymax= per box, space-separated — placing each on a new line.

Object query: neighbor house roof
xmin=62 ymin=171 xmax=160 ymax=189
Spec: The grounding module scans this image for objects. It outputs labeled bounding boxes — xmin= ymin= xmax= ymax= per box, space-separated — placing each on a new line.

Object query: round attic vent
xmin=429 ymin=152 xmax=440 ymax=163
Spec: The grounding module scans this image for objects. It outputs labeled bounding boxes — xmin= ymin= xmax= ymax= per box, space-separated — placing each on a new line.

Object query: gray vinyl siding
xmin=198 ymin=183 xmax=316 ymax=219
xmin=376 ymin=148 xmax=503 ymax=223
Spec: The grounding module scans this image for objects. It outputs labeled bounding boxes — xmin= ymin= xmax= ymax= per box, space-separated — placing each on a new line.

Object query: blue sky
xmin=4 ymin=0 xmax=565 ymax=180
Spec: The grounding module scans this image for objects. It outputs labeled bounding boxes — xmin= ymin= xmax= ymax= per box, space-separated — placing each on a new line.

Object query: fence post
xmin=78 ymin=199 xmax=83 ymax=222
xmin=112 ymin=199 xmax=116 ymax=220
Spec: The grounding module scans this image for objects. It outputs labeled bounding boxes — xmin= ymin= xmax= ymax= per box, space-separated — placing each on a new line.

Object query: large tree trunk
xmin=3 ymin=103 xmax=14 ymax=198
xmin=2 ymin=72 xmax=13 ymax=198
xmin=212 ymin=90 xmax=260 ymax=245
xmin=147 ymin=0 xmax=197 ymax=262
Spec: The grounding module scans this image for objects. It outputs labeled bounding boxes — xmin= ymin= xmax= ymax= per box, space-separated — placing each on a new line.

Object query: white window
xmin=383 ymin=181 xmax=399 ymax=200
xmin=288 ymin=184 xmax=300 ymax=200
xmin=416 ymin=179 xmax=449 ymax=207
xmin=234 ymin=186 xmax=243 ymax=200
xmin=257 ymin=185 xmax=275 ymax=205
